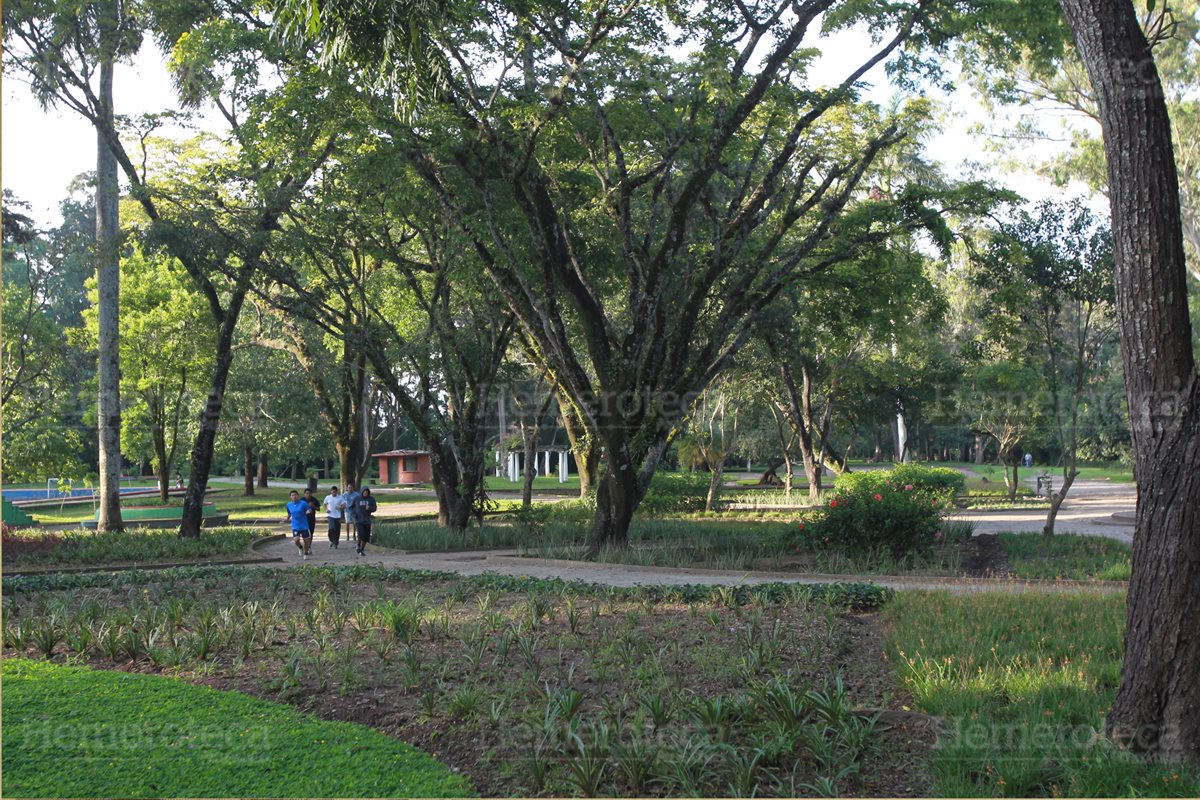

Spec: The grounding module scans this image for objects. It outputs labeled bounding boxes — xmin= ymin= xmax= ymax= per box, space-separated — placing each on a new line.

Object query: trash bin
xmin=1036 ymin=474 xmax=1054 ymax=498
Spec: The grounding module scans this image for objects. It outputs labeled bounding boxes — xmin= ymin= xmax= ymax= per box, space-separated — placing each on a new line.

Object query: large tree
xmin=283 ymin=0 xmax=994 ymax=552
xmin=1056 ymin=0 xmax=1200 ymax=765
xmin=4 ymin=0 xmax=143 ymax=529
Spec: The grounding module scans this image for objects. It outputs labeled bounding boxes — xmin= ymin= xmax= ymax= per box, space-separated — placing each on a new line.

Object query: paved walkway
xmin=949 ymin=477 xmax=1136 ymax=543
xmin=255 ymin=537 xmax=1124 ymax=595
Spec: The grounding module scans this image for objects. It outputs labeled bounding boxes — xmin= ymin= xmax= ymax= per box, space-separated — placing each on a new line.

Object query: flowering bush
xmin=832 ymin=464 xmax=965 ymax=507
xmin=803 ymin=477 xmax=946 ymax=557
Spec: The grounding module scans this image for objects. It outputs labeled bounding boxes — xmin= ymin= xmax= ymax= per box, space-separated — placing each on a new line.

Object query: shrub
xmin=833 ymin=464 xmax=964 ymax=505
xmin=801 ymin=470 xmax=950 ymax=556
xmin=638 ymin=472 xmax=710 ymax=515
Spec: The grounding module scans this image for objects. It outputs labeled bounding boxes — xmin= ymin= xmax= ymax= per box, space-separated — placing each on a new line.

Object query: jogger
xmin=323 ymin=486 xmax=345 ymax=548
xmin=355 ymin=487 xmax=378 ymax=555
xmin=284 ymin=490 xmax=312 ymax=559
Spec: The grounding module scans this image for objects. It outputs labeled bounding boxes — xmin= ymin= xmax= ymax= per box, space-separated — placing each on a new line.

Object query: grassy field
xmin=886 ymin=592 xmax=1198 ymax=797
xmin=999 ymin=533 xmax=1132 ymax=581
xmin=25 ymin=484 xmax=433 ymax=526
xmin=1 ymin=657 xmax=471 ymax=797
xmin=941 ymin=461 xmax=1135 ymax=484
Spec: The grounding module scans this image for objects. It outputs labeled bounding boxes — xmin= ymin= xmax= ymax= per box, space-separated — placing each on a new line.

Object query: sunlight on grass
xmin=887 ymin=592 xmax=1197 ymax=797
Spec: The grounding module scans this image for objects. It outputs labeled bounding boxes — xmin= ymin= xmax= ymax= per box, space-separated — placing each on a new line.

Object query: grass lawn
xmin=27 ymin=484 xmax=434 ymax=526
xmin=1 ymin=526 xmax=273 ymax=569
xmin=999 ymin=533 xmax=1131 ymax=581
xmin=483 ymin=475 xmax=582 ymax=492
xmin=1 ymin=657 xmax=471 ymax=797
xmin=886 ymin=592 xmax=1198 ymax=797
xmin=2 ymin=566 xmax=907 ymax=797
xmin=940 ymin=461 xmax=1135 ymax=484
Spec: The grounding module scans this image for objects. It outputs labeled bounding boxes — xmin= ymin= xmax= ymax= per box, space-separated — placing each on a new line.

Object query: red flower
xmin=873 ymin=493 xmax=883 ymax=501
xmin=904 ymin=484 xmax=914 ymax=491
xmin=931 ymin=499 xmax=938 ymax=506
xmin=829 ymin=499 xmax=838 ymax=507
xmin=798 ymin=522 xmax=805 ymax=530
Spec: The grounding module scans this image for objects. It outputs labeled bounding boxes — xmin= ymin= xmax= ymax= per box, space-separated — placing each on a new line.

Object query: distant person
xmin=1024 ymin=452 xmax=1033 ymax=468
xmin=284 ymin=490 xmax=312 ymax=560
xmin=302 ymin=487 xmax=319 ymax=540
xmin=323 ymin=486 xmax=345 ymax=548
xmin=174 ymin=473 xmax=184 ymax=489
xmin=355 ymin=487 xmax=378 ymax=556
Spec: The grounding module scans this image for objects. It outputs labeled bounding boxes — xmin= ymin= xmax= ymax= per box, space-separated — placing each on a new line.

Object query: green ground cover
xmin=999 ymin=533 xmax=1132 ymax=581
xmin=1 ymin=657 xmax=471 ymax=798
xmin=886 ymin=592 xmax=1198 ymax=797
xmin=2 ymin=526 xmax=272 ymax=568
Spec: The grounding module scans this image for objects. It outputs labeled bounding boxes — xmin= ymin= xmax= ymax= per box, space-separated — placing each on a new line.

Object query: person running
xmin=302 ymin=487 xmax=319 ymax=541
xmin=323 ymin=486 xmax=345 ymax=548
xmin=355 ymin=487 xmax=378 ymax=556
xmin=284 ymin=490 xmax=312 ymax=560
xmin=342 ymin=484 xmax=363 ymax=549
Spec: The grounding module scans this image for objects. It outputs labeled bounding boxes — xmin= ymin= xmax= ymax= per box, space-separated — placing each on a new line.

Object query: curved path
xmin=949 ymin=477 xmax=1136 ymax=543
xmin=255 ymin=536 xmax=1124 ymax=595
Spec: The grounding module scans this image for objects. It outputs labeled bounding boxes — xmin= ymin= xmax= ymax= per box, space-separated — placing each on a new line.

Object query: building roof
xmin=370 ymin=449 xmax=431 ymax=458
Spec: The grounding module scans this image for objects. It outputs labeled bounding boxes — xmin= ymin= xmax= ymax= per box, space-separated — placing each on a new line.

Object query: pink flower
xmin=931 ymin=499 xmax=938 ymax=506
xmin=904 ymin=484 xmax=914 ymax=491
xmin=794 ymin=546 xmax=802 ymax=554
xmin=874 ymin=493 xmax=883 ymax=501
xmin=935 ymin=531 xmax=943 ymax=541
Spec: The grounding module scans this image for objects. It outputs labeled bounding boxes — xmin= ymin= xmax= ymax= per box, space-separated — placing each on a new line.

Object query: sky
xmin=1 ymin=24 xmax=1099 ymax=230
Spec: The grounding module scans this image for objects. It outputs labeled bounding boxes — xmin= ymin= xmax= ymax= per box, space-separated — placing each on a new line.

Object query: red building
xmin=372 ymin=449 xmax=433 ymax=485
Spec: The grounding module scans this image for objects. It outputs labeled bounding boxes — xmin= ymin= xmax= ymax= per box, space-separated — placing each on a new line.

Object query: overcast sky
xmin=2 ymin=24 xmax=1098 ymax=229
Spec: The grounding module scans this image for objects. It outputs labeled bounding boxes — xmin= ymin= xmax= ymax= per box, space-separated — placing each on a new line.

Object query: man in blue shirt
xmin=284 ymin=490 xmax=312 ymax=560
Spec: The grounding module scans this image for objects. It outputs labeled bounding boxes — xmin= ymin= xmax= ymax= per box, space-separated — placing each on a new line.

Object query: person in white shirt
xmin=323 ymin=486 xmax=346 ymax=548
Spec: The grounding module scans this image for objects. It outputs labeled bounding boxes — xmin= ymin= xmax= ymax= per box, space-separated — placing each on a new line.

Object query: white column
xmin=495 ymin=450 xmax=502 ymax=477
xmin=543 ymin=450 xmax=550 ymax=476
xmin=559 ymin=452 xmax=568 ymax=483
xmin=510 ymin=453 xmax=520 ymax=482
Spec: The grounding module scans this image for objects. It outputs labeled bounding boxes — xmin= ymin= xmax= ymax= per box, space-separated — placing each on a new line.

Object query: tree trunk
xmin=557 ymin=392 xmax=598 ymax=498
xmin=243 ymin=445 xmax=255 ymax=496
xmin=704 ymin=460 xmax=724 ymax=513
xmin=94 ymin=20 xmax=123 ymax=533
xmin=587 ymin=453 xmax=642 ymax=557
xmin=179 ymin=317 xmax=241 ymax=537
xmin=257 ymin=451 xmax=269 ymax=488
xmin=154 ymin=429 xmax=169 ymax=504
xmin=337 ymin=443 xmax=362 ymax=492
xmin=522 ymin=447 xmax=537 ymax=508
xmin=973 ymin=433 xmax=986 ymax=464
xmin=1041 ymin=470 xmax=1077 ymax=537
xmin=1058 ymin=0 xmax=1200 ymax=763
xmin=429 ymin=449 xmax=474 ymax=532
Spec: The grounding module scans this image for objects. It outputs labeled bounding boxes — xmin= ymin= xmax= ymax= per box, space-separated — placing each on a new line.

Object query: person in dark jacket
xmin=355 ymin=487 xmax=378 ymax=555
xmin=302 ymin=487 xmax=320 ymax=540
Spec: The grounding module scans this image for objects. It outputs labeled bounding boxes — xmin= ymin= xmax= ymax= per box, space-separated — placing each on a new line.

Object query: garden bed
xmin=1 ymin=526 xmax=274 ymax=569
xmin=2 ymin=566 xmax=927 ymax=797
